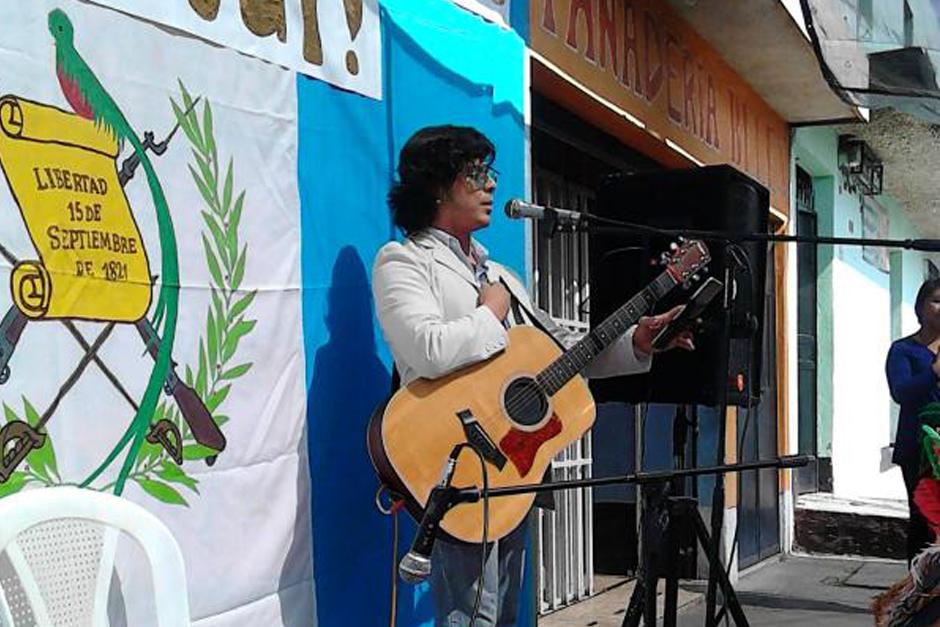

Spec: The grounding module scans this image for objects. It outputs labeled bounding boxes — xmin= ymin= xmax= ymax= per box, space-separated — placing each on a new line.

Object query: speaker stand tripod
xmin=621 ymin=481 xmax=750 ymax=627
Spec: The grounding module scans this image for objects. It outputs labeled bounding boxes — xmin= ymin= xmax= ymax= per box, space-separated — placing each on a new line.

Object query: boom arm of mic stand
xmin=454 ymin=455 xmax=814 ymax=502
xmin=577 ymin=218 xmax=940 ymax=252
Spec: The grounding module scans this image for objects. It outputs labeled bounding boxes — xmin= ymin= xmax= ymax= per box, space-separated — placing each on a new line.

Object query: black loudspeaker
xmin=588 ymin=165 xmax=768 ymax=406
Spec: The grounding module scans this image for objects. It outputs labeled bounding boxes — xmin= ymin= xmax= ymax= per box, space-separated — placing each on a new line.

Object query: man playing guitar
xmin=372 ymin=125 xmax=694 ymax=626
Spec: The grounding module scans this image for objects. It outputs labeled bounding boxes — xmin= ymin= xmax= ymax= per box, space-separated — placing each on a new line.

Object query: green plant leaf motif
xmin=3 ymin=403 xmax=18 ymax=425
xmin=223 ymin=158 xmax=234 ymax=215
xmin=220 ymin=363 xmax=252 ymax=380
xmin=206 ymin=384 xmax=231 ymax=413
xmin=188 ymin=164 xmax=215 ymax=208
xmin=171 ymin=98 xmax=201 ymax=152
xmin=228 ymin=291 xmax=256 ymax=325
xmin=203 ymin=100 xmax=214 ymax=155
xmin=196 ymin=340 xmax=208 ymax=398
xmin=202 ymin=211 xmax=228 ymax=270
xmin=193 ymin=151 xmax=215 ymax=200
xmin=213 ymin=415 xmax=230 ymax=426
xmin=185 ymin=365 xmax=194 ymax=387
xmin=202 ymin=234 xmax=225 ymax=289
xmin=211 ymin=288 xmax=225 ymax=329
xmin=0 ymin=472 xmax=29 ymax=499
xmin=182 ymin=444 xmax=217 ymax=461
xmin=158 ymin=461 xmax=200 ymax=494
xmin=179 ymin=86 xmax=205 ymax=152
xmin=139 ymin=402 xmax=167 ymax=459
xmin=22 ymin=397 xmax=39 ymax=427
xmin=178 ymin=79 xmax=194 ymax=113
xmin=150 ymin=400 xmax=170 ymax=434
xmin=204 ymin=103 xmax=218 ymax=172
xmin=221 ymin=319 xmax=257 ymax=363
xmin=23 ymin=398 xmax=57 ymax=482
xmin=231 ymin=245 xmax=247 ymax=292
xmin=135 ymin=478 xmax=188 ymax=507
xmin=26 ymin=459 xmax=50 ymax=484
xmin=188 ymin=113 xmax=203 ymax=150
xmin=227 ymin=191 xmax=245 ymax=263
xmin=172 ymin=407 xmax=192 ymax=442
xmin=137 ymin=438 xmax=164 ymax=469
xmin=206 ymin=308 xmax=218 ymax=368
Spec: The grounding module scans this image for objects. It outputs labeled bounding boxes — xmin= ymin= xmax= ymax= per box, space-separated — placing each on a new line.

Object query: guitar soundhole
xmin=503 ymin=377 xmax=548 ymax=428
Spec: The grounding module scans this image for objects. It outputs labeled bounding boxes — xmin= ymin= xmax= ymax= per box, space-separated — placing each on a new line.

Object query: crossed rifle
xmin=0 ymin=101 xmax=226 ymax=483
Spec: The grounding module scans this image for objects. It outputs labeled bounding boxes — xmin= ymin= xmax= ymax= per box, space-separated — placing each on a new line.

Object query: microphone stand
xmin=544 ymin=209 xmax=940 ymax=253
xmin=535 ymin=210 xmax=935 ymax=625
xmin=449 ymin=456 xmax=813 ymax=502
xmin=439 ymin=456 xmax=812 ymax=627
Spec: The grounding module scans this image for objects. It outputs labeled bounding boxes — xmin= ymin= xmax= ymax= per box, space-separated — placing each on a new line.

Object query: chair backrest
xmin=0 ymin=486 xmax=190 ymax=627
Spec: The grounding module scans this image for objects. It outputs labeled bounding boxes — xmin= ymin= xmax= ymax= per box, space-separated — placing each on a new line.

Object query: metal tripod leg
xmin=680 ymin=498 xmax=750 ymax=627
xmin=623 ymin=483 xmax=669 ymax=627
xmin=662 ymin=509 xmax=681 ymax=627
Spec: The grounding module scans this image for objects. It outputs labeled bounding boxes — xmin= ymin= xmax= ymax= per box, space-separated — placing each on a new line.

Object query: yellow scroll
xmin=0 ymin=95 xmax=151 ymax=321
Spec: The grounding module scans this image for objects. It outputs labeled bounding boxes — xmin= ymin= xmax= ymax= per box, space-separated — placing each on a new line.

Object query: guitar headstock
xmin=662 ymin=239 xmax=710 ymax=283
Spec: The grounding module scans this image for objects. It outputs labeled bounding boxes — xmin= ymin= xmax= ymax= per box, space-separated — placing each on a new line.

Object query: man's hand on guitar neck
xmin=632 ymin=305 xmax=696 ymax=357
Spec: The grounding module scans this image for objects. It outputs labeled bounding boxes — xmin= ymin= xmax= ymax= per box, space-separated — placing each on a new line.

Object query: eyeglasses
xmin=463 ymin=162 xmax=499 ymax=191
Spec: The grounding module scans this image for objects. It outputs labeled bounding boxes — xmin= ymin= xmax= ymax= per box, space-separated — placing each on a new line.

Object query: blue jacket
xmin=886 ymin=336 xmax=940 ymax=466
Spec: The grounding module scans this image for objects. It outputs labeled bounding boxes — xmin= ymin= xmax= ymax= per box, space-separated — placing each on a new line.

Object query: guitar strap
xmin=384 ymin=272 xmax=559 ymax=510
xmin=387 ymin=278 xmax=542 ymax=394
xmin=387 ymin=277 xmax=532 ymax=395
xmin=497 ymin=276 xmax=558 ymax=511
xmin=498 ymin=276 xmax=565 ymax=351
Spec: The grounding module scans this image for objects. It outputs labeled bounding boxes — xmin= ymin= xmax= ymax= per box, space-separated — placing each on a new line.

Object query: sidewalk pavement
xmin=540 ymin=554 xmax=907 ymax=626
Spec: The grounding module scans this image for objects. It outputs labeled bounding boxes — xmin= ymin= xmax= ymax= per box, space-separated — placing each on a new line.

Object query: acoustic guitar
xmin=367 ymin=240 xmax=710 ymax=542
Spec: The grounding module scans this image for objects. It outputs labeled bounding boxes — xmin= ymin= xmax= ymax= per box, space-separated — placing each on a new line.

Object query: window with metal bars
xmin=530 ymin=94 xmax=661 ymax=614
xmin=532 ymin=168 xmax=595 ymax=613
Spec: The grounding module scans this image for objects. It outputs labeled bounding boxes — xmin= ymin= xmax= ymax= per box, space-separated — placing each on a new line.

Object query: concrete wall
xmin=793 ymin=126 xmax=934 ymax=502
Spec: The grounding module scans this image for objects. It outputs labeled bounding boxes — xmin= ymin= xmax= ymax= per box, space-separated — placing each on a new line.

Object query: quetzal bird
xmin=49 ymin=9 xmax=180 ymax=494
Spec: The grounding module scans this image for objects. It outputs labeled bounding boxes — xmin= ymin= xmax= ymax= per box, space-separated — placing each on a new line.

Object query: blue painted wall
xmin=299 ymin=3 xmax=527 ymax=624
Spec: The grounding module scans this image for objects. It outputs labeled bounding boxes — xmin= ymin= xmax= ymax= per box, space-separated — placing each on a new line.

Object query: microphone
xmin=504 ymin=199 xmax=584 ymax=225
xmin=398 ymin=448 xmax=462 ymax=583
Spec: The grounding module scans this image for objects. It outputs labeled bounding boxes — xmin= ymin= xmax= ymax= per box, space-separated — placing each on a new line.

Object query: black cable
xmin=713 ymin=243 xmax=761 ymax=626
xmin=390 ymin=503 xmax=399 ymax=627
xmin=373 ymin=485 xmax=403 ymax=627
xmin=466 ymin=444 xmax=490 ymax=626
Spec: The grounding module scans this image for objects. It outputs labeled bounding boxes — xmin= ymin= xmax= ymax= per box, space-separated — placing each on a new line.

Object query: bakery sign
xmin=532 ymin=0 xmax=791 ymax=214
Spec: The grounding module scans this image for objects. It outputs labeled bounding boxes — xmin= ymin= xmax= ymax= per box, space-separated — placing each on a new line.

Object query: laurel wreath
xmin=0 ymin=82 xmax=255 ymax=505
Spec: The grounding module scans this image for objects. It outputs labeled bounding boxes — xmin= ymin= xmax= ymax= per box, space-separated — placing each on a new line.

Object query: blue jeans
xmin=430 ymin=519 xmax=528 ymax=627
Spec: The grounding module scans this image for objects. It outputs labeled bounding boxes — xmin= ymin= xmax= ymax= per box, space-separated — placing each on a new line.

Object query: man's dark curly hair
xmin=915 ymin=278 xmax=940 ymax=325
xmin=388 ymin=125 xmax=495 ymax=234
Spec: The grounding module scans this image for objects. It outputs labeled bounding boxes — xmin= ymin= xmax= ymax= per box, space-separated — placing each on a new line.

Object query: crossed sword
xmin=0 ymin=104 xmax=226 ymax=482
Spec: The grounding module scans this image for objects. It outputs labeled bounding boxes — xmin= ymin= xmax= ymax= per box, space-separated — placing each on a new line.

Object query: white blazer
xmin=372 ymin=230 xmax=651 ymax=387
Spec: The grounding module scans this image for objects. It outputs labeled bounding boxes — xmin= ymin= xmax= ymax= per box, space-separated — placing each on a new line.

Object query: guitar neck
xmin=535 ymin=271 xmax=678 ymax=396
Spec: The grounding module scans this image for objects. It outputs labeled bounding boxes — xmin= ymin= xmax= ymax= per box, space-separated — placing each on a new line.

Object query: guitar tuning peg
xmin=669 ymin=242 xmax=679 ymax=252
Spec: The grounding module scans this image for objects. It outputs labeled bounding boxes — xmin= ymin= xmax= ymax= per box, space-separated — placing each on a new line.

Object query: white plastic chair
xmin=0 ymin=486 xmax=190 ymax=627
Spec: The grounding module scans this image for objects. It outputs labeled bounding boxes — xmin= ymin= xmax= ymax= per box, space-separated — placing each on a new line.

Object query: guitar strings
xmin=491 ymin=271 xmax=678 ymax=434
xmin=429 ymin=265 xmax=689 ymax=542
xmin=497 ymin=271 xmax=676 ymax=420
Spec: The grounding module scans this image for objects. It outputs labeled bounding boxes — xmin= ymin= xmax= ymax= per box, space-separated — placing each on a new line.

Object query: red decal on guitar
xmin=499 ymin=414 xmax=562 ymax=477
